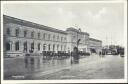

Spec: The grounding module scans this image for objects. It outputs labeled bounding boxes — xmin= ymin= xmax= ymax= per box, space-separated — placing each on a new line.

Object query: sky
xmin=3 ymin=2 xmax=125 ymax=46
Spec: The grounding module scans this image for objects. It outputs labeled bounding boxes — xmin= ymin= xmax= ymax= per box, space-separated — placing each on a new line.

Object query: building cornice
xmin=3 ymin=35 xmax=67 ymax=43
xmin=66 ymin=27 xmax=89 ymax=36
xmin=3 ymin=15 xmax=67 ymax=35
xmin=89 ymin=38 xmax=102 ymax=42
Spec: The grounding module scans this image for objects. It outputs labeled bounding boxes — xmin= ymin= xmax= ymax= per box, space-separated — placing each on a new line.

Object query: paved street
xmin=4 ymin=54 xmax=124 ymax=80
xmin=31 ymin=55 xmax=124 ymax=79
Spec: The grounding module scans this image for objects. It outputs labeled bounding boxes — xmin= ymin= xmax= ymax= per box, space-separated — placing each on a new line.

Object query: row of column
xmin=5 ymin=40 xmax=67 ymax=53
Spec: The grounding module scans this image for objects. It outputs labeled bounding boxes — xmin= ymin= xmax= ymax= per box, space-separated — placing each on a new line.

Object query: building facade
xmin=89 ymin=38 xmax=102 ymax=53
xmin=66 ymin=27 xmax=90 ymax=52
xmin=3 ymin=15 xmax=102 ymax=57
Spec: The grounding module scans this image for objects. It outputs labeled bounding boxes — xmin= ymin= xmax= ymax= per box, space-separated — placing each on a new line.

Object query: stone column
xmin=11 ymin=41 xmax=15 ymax=52
xmin=20 ymin=40 xmax=23 ymax=53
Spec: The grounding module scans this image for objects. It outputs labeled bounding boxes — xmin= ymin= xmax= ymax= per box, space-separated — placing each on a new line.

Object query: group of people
xmin=41 ymin=50 xmax=91 ymax=58
xmin=41 ymin=51 xmax=70 ymax=58
xmin=26 ymin=47 xmax=91 ymax=60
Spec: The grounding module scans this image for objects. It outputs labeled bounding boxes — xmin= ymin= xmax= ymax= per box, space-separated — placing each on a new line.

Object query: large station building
xmin=3 ymin=15 xmax=102 ymax=57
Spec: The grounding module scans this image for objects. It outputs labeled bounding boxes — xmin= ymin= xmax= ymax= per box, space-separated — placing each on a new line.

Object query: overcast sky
xmin=3 ymin=2 xmax=125 ymax=46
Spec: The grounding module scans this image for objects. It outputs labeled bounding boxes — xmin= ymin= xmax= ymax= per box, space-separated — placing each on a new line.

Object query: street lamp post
xmin=77 ymin=28 xmax=81 ymax=49
xmin=71 ymin=24 xmax=82 ymax=64
xmin=75 ymin=27 xmax=81 ymax=63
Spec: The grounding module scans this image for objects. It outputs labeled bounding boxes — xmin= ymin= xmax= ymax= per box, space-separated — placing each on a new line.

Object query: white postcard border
xmin=1 ymin=0 xmax=127 ymax=83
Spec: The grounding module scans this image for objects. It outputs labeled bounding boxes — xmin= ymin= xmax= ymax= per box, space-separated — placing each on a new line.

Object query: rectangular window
xmin=53 ymin=35 xmax=55 ymax=41
xmin=38 ymin=33 xmax=40 ymax=39
xmin=57 ymin=36 xmax=59 ymax=41
xmin=61 ymin=37 xmax=63 ymax=42
xmin=65 ymin=37 xmax=66 ymax=42
xmin=43 ymin=33 xmax=46 ymax=40
xmin=15 ymin=29 xmax=19 ymax=37
xmin=31 ymin=32 xmax=34 ymax=38
xmin=48 ymin=34 xmax=50 ymax=40
xmin=24 ymin=31 xmax=27 ymax=37
xmin=7 ymin=28 xmax=10 ymax=35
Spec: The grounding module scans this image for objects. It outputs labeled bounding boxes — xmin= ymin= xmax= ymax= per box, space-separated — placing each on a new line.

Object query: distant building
xmin=66 ymin=27 xmax=90 ymax=52
xmin=3 ymin=15 xmax=102 ymax=57
xmin=89 ymin=38 xmax=102 ymax=53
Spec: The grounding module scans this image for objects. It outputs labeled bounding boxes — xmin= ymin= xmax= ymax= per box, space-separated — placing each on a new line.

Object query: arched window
xmin=38 ymin=43 xmax=40 ymax=51
xmin=15 ymin=29 xmax=19 ymax=37
xmin=53 ymin=44 xmax=55 ymax=51
xmin=6 ymin=42 xmax=10 ymax=51
xmin=48 ymin=44 xmax=50 ymax=51
xmin=57 ymin=44 xmax=59 ymax=51
xmin=31 ymin=42 xmax=34 ymax=51
xmin=43 ymin=44 xmax=46 ymax=51
xmin=23 ymin=41 xmax=27 ymax=52
xmin=61 ymin=45 xmax=63 ymax=51
xmin=7 ymin=28 xmax=10 ymax=35
xmin=64 ymin=45 xmax=66 ymax=51
xmin=15 ymin=41 xmax=19 ymax=51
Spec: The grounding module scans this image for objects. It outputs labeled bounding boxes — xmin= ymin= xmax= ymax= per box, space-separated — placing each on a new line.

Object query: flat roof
xmin=89 ymin=38 xmax=102 ymax=42
xmin=66 ymin=27 xmax=89 ymax=36
xmin=3 ymin=15 xmax=67 ymax=35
